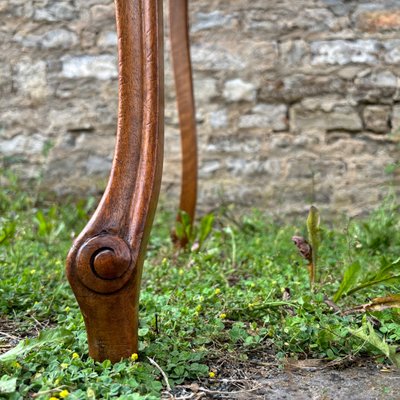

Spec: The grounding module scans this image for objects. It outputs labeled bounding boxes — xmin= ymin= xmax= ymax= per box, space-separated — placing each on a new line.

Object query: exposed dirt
xmin=169 ymin=357 xmax=400 ymax=400
xmin=0 ymin=318 xmax=21 ymax=355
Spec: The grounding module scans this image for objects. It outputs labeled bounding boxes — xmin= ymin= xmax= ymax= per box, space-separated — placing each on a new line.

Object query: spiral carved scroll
xmin=75 ymin=235 xmax=133 ymax=294
xmin=65 ymin=0 xmax=163 ymax=362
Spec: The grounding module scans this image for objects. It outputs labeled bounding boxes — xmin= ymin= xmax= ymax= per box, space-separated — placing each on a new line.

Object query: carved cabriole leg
xmin=66 ymin=0 xmax=164 ymax=363
xmin=169 ymin=0 xmax=198 ymax=247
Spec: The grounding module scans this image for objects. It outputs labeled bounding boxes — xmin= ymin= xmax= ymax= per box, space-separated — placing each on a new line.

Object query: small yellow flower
xmin=131 ymin=353 xmax=138 ymax=361
xmin=49 ymin=397 xmax=58 ymax=400
xmin=59 ymin=390 xmax=69 ymax=398
xmin=30 ymin=269 xmax=36 ymax=274
xmin=209 ymin=371 xmax=215 ymax=378
xmin=219 ymin=313 xmax=227 ymax=319
xmin=60 ymin=363 xmax=69 ymax=369
xmin=214 ymin=288 xmax=221 ymax=295
xmin=64 ymin=306 xmax=70 ymax=313
xmin=72 ymin=352 xmax=79 ymax=359
xmin=178 ymin=269 xmax=184 ymax=276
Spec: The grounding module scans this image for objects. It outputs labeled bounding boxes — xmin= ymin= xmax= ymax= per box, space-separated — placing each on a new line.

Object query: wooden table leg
xmin=66 ymin=0 xmax=164 ymax=363
xmin=169 ymin=0 xmax=198 ymax=247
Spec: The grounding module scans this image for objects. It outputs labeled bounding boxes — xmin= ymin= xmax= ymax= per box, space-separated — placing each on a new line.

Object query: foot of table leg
xmin=66 ymin=0 xmax=164 ymax=363
xmin=169 ymin=0 xmax=198 ymax=247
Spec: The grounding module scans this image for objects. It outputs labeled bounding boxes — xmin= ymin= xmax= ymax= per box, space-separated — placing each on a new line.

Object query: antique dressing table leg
xmin=66 ymin=0 xmax=164 ymax=363
xmin=169 ymin=0 xmax=198 ymax=247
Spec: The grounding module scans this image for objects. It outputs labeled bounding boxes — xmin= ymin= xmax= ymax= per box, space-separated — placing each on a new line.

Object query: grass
xmin=1 ymin=175 xmax=400 ymax=399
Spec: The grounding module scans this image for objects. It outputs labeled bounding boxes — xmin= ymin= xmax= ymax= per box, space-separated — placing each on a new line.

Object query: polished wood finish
xmin=169 ymin=0 xmax=198 ymax=246
xmin=66 ymin=0 xmax=164 ymax=363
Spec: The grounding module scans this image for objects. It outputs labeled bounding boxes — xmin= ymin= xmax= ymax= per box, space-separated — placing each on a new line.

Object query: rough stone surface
xmin=392 ymin=104 xmax=400 ymax=135
xmin=356 ymin=9 xmax=400 ymax=32
xmin=311 ymin=40 xmax=380 ymax=65
xmin=223 ymin=79 xmax=257 ymax=102
xmin=41 ymin=29 xmax=78 ymax=49
xmin=239 ymin=104 xmax=287 ymax=131
xmin=61 ymin=55 xmax=117 ymax=80
xmin=1 ymin=0 xmax=400 ymax=217
xmin=363 ymin=105 xmax=391 ymax=133
xmin=290 ymin=97 xmax=363 ymax=132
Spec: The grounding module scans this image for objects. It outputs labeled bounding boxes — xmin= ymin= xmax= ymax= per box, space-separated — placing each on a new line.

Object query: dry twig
xmin=147 ymin=356 xmax=172 ymax=392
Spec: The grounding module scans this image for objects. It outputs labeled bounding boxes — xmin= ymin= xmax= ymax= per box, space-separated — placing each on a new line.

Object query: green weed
xmin=1 ymin=178 xmax=400 ymax=399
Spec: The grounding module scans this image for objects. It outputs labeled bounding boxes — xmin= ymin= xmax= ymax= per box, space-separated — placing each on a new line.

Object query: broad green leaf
xmin=368 ymin=257 xmax=400 ymax=283
xmin=199 ymin=214 xmax=214 ymax=245
xmin=174 ymin=219 xmax=185 ymax=242
xmin=333 ymin=261 xmax=362 ymax=302
xmin=349 ymin=319 xmax=400 ymax=368
xmin=180 ymin=211 xmax=191 ymax=230
xmin=0 ymin=376 xmax=17 ymax=394
xmin=0 ymin=328 xmax=73 ymax=363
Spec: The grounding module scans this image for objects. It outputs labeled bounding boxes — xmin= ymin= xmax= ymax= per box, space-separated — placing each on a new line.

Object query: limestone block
xmin=290 ymin=102 xmax=362 ymax=132
xmin=199 ymin=160 xmax=221 ymax=177
xmin=206 ymin=136 xmax=260 ymax=153
xmin=223 ymin=79 xmax=256 ymax=102
xmin=191 ymin=43 xmax=245 ymax=71
xmin=191 ymin=11 xmax=235 ymax=32
xmin=225 ymin=157 xmax=284 ymax=178
xmin=287 ymin=157 xmax=316 ymax=179
xmin=85 ymin=155 xmax=112 ymax=175
xmin=34 ymin=2 xmax=76 ymax=21
xmin=194 ymin=78 xmax=218 ymax=103
xmin=209 ymin=109 xmax=228 ymax=129
xmin=383 ymin=40 xmax=400 ymax=64
xmin=269 ymin=134 xmax=293 ymax=150
xmin=321 ymin=0 xmax=353 ymax=17
xmin=226 ymin=158 xmax=263 ymax=176
xmin=239 ymin=104 xmax=287 ymax=131
xmin=42 ymin=29 xmax=78 ymax=49
xmin=191 ymin=41 xmax=277 ymax=72
xmin=0 ymin=64 xmax=11 ymax=94
xmin=354 ymin=71 xmax=397 ymax=89
xmin=311 ymin=40 xmax=379 ymax=65
xmin=392 ymin=104 xmax=400 ymax=134
xmin=356 ymin=9 xmax=400 ymax=31
xmin=280 ymin=40 xmax=309 ymax=66
xmin=1 ymin=134 xmax=46 ymax=156
xmin=61 ymin=55 xmax=117 ymax=80
xmin=90 ymin=4 xmax=115 ymax=23
xmin=363 ymin=105 xmax=391 ymax=133
xmin=97 ymin=31 xmax=118 ymax=48
xmin=14 ymin=60 xmax=49 ymax=100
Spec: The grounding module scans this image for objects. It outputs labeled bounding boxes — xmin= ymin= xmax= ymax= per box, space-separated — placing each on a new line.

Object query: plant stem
xmin=346 ymin=275 xmax=400 ymax=297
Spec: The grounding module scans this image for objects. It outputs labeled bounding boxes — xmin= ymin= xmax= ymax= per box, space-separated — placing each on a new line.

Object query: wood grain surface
xmin=169 ymin=0 xmax=198 ymax=247
xmin=66 ymin=0 xmax=164 ymax=363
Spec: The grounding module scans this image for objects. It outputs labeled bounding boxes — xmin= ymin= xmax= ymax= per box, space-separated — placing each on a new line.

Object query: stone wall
xmin=1 ymin=0 xmax=400 ymax=217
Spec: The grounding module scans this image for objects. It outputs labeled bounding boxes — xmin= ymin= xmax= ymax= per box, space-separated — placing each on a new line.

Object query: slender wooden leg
xmin=66 ymin=0 xmax=164 ymax=363
xmin=169 ymin=0 xmax=198 ymax=247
